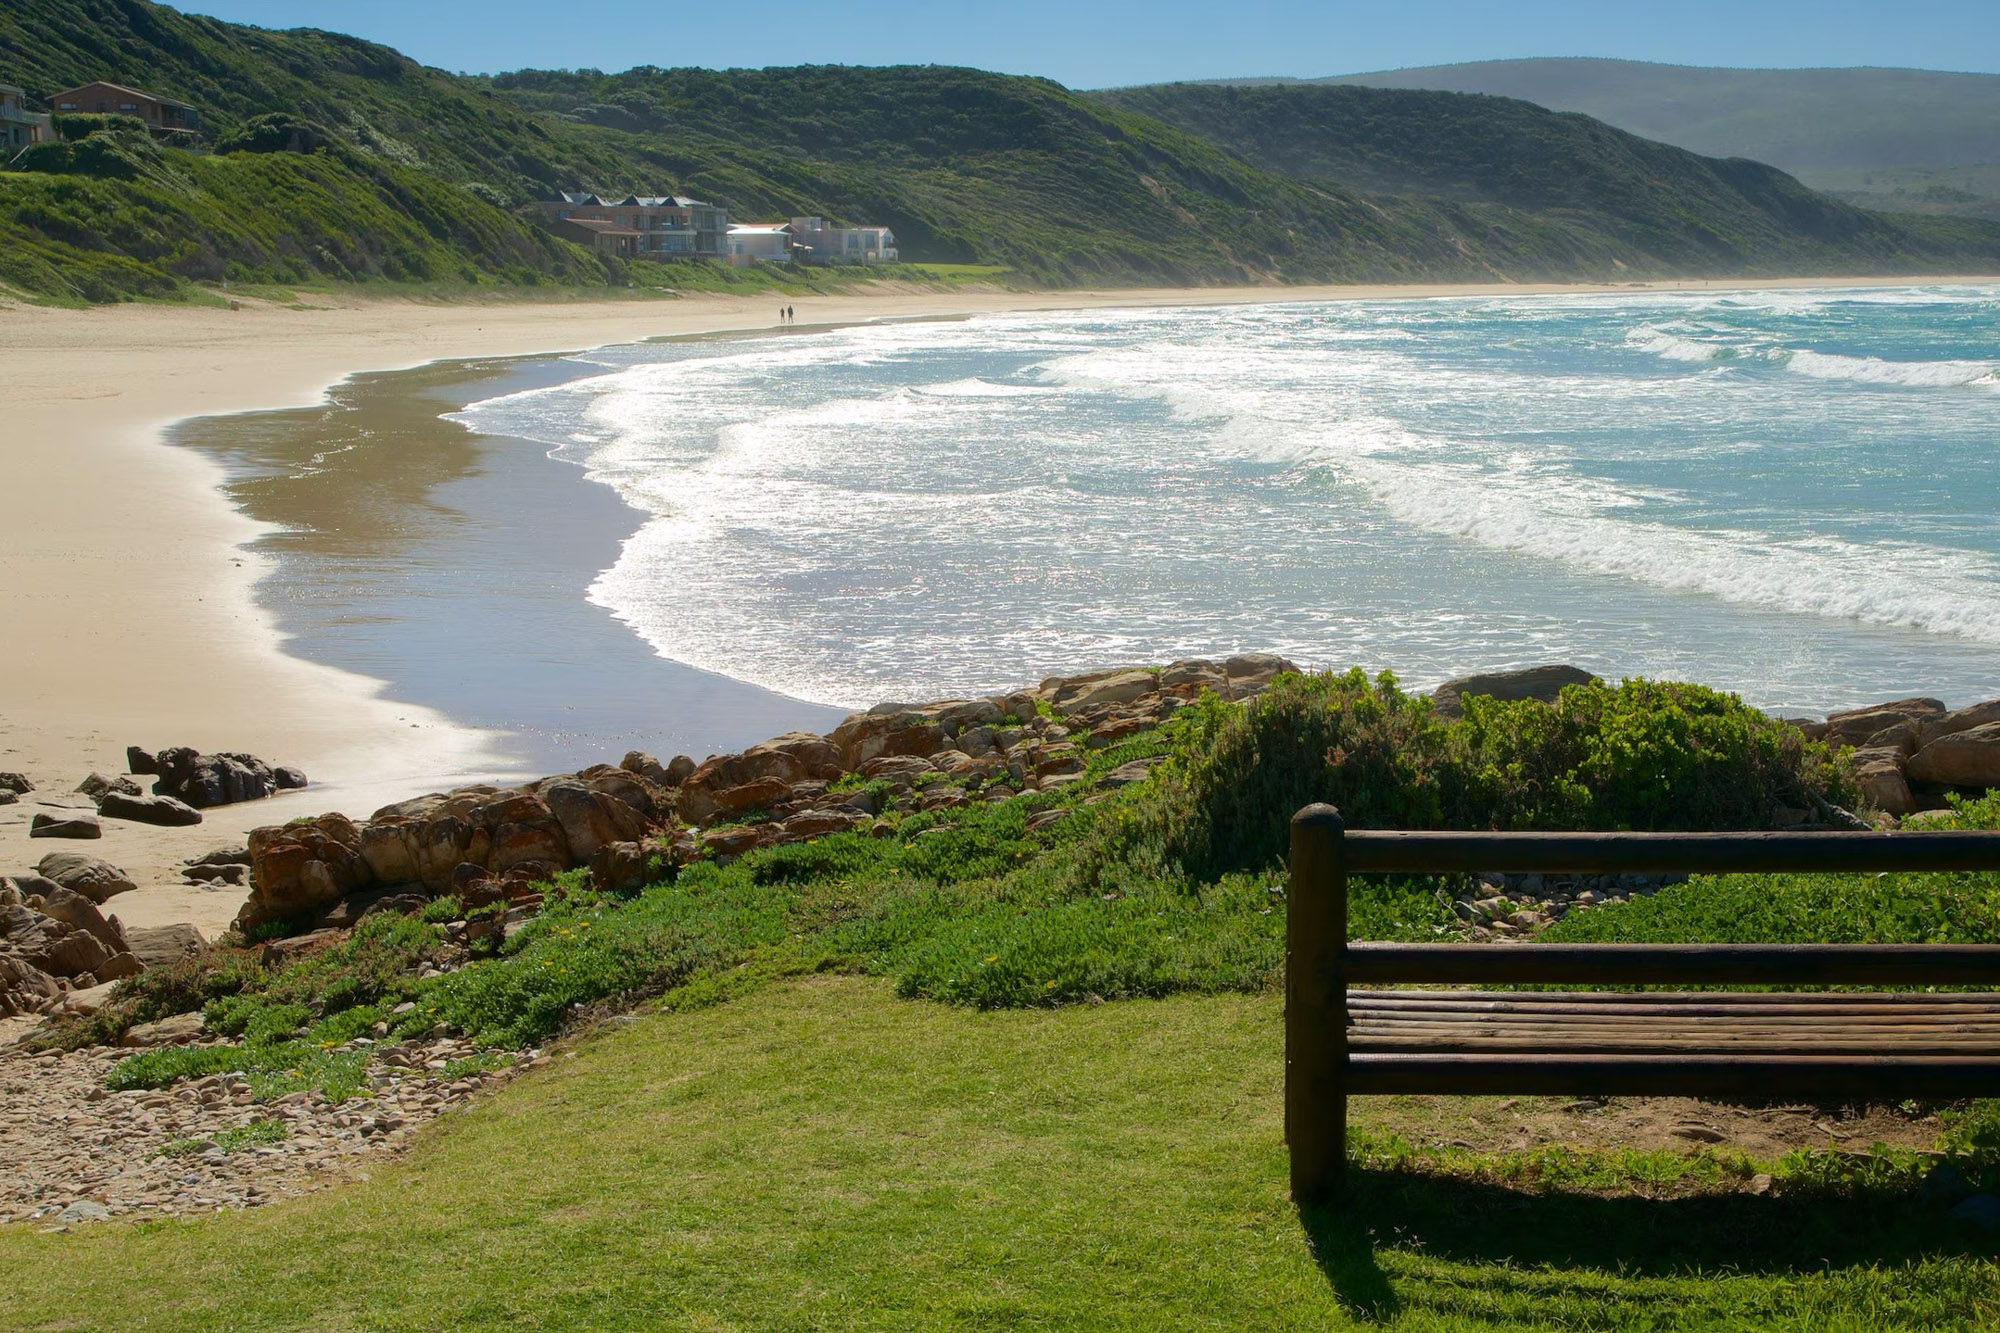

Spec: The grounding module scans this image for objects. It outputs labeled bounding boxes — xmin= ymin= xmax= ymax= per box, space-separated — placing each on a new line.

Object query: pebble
xmin=0 ymin=1036 xmax=527 ymax=1224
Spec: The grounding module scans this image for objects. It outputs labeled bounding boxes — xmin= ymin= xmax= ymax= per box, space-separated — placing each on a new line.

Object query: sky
xmin=178 ymin=1 xmax=2000 ymax=87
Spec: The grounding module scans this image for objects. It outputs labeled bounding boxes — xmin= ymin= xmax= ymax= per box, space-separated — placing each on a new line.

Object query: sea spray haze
xmin=450 ymin=285 xmax=2000 ymax=718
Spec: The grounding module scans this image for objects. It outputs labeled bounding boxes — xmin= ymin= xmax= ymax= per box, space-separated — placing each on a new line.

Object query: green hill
xmin=1308 ymin=59 xmax=2000 ymax=172
xmin=1092 ymin=81 xmax=2000 ymax=270
xmin=3 ymin=2 xmax=1999 ymax=302
xmin=1298 ymin=58 xmax=2000 ymax=218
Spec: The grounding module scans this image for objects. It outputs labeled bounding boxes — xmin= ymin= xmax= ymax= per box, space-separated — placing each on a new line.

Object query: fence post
xmin=1287 ymin=803 xmax=1348 ymax=1204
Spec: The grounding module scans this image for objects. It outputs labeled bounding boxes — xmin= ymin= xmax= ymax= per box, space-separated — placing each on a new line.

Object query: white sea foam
xmin=446 ymin=286 xmax=2000 ymax=711
xmin=1782 ymin=348 xmax=1999 ymax=388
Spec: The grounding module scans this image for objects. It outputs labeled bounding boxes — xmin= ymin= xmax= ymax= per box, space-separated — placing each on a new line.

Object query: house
xmin=548 ymin=216 xmax=642 ymax=258
xmin=788 ymin=217 xmax=899 ymax=265
xmin=539 ymin=193 xmax=729 ymax=260
xmin=0 ymin=85 xmax=51 ymax=155
xmin=725 ymin=222 xmax=796 ymax=268
xmin=47 ymin=82 xmax=200 ymax=138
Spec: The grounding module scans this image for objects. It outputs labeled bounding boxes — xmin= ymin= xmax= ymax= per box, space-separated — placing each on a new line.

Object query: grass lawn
xmin=3 ymin=977 xmax=1995 ymax=1332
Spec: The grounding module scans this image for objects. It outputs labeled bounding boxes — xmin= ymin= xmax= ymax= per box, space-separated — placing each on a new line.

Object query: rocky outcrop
xmin=1809 ymin=696 xmax=2000 ymax=818
xmin=0 ymin=773 xmax=32 ymax=796
xmin=0 ymin=879 xmax=143 ymax=1017
xmin=1907 ymin=723 xmax=2000 ymax=789
xmin=236 ymin=761 xmax=678 ymax=933
xmin=235 ymin=660 xmax=1303 ymax=939
xmin=1432 ymin=665 xmax=1601 ymax=718
xmin=75 ymin=773 xmax=141 ymax=801
xmin=146 ymin=748 xmax=306 ymax=810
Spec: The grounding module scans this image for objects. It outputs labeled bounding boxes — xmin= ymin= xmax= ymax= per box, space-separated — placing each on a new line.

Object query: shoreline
xmin=3 ymin=272 xmax=1997 ymax=933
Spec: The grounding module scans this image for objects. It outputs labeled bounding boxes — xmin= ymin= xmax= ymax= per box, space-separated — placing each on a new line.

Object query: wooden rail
xmin=1284 ymin=804 xmax=2000 ymax=1203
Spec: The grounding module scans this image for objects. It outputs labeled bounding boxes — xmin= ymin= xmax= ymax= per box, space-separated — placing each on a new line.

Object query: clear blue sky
xmin=178 ymin=0 xmax=2000 ymax=86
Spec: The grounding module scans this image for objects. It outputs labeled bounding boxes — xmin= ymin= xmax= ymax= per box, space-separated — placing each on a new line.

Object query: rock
xmin=1052 ymin=669 xmax=1157 ymax=714
xmin=30 ymin=812 xmax=101 ymax=840
xmin=0 ymin=772 xmax=33 ymax=795
xmin=57 ymin=1201 xmax=111 ymax=1224
xmin=0 ymin=789 xmax=14 ymax=806
xmin=122 ymin=1013 xmax=205 ymax=1047
xmin=0 ymin=903 xmax=116 ymax=979
xmin=76 ymin=772 xmax=142 ymax=800
xmin=1850 ymin=747 xmax=1915 ymax=816
xmin=188 ymin=845 xmax=252 ymax=867
xmin=35 ymin=852 xmax=138 ymax=905
xmin=126 ymin=746 xmax=159 ymax=775
xmin=587 ymin=841 xmax=654 ymax=894
xmin=1918 ymin=699 xmax=2000 ymax=748
xmin=1222 ymin=653 xmax=1297 ymax=696
xmin=665 ymin=754 xmax=697 ymax=784
xmin=619 ymin=751 xmax=675 ymax=787
xmin=826 ymin=710 xmax=949 ymax=771
xmin=31 ymin=883 xmax=128 ymax=955
xmin=1907 ymin=723 xmax=2000 ymax=789
xmin=98 ymin=791 xmax=203 ymax=827
xmin=1101 ymin=758 xmax=1165 ymax=787
xmin=124 ymin=923 xmax=208 ymax=970
xmin=1824 ymin=698 xmax=1947 ymax=747
xmin=274 ymin=766 xmax=309 ymax=791
xmin=545 ymin=781 xmax=647 ymax=861
xmin=237 ymin=814 xmax=372 ymax=930
xmin=1952 ymin=1194 xmax=2000 ymax=1232
xmin=1433 ymin=665 xmax=1600 ymax=717
xmin=151 ymin=748 xmax=282 ymax=809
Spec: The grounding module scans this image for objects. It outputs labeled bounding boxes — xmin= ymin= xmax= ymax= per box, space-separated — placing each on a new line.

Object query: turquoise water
xmin=454 ymin=285 xmax=2000 ymax=717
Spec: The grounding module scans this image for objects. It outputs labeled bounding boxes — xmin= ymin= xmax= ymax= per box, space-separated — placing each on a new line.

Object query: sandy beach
xmin=3 ymin=272 xmax=1994 ymax=935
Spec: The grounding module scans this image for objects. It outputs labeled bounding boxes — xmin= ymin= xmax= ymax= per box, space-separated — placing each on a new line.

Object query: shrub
xmin=1090 ymin=670 xmax=1852 ymax=883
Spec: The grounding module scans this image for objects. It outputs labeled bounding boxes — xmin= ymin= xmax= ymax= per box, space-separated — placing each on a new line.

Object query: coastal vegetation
xmin=5 ymin=0 xmax=2000 ymax=302
xmin=7 ymin=668 xmax=2000 ymax=1323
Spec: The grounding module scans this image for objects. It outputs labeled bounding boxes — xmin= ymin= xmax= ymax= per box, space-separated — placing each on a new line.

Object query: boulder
xmin=34 ymin=852 xmax=137 ymax=905
xmin=826 ymin=710 xmax=949 ymax=770
xmin=0 ymin=772 xmax=32 ymax=795
xmin=274 ymin=766 xmax=310 ymax=791
xmin=123 ymin=923 xmax=207 ymax=970
xmin=126 ymin=746 xmax=159 ymax=775
xmin=666 ymin=754 xmax=698 ymax=784
xmin=186 ymin=846 xmax=251 ymax=868
xmin=0 ymin=903 xmax=116 ymax=979
xmin=1824 ymin=698 xmax=1947 ymax=747
xmin=1907 ymin=723 xmax=2000 ymax=789
xmin=237 ymin=813 xmax=373 ymax=930
xmin=1433 ymin=665 xmax=1600 ymax=717
xmin=587 ymin=840 xmax=655 ymax=895
xmin=619 ymin=751 xmax=675 ymax=787
xmin=1919 ymin=700 xmax=2000 ymax=748
xmin=1052 ymin=669 xmax=1157 ymax=714
xmin=30 ymin=812 xmax=101 ymax=839
xmin=0 ymin=951 xmax=63 ymax=1017
xmin=122 ymin=1012 xmax=205 ymax=1047
xmin=546 ymin=781 xmax=646 ymax=861
xmin=1222 ymin=653 xmax=1297 ymax=696
xmin=356 ymin=820 xmax=421 ymax=887
xmin=97 ymin=791 xmax=202 ymax=827
xmin=151 ymin=748 xmax=278 ymax=809
xmin=0 ymin=790 xmax=14 ymax=806
xmin=30 ymin=883 xmax=128 ymax=955
xmin=76 ymin=772 xmax=141 ymax=801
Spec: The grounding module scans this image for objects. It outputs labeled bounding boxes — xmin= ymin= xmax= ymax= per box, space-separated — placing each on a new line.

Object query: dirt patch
xmin=1359 ymin=1093 xmax=1946 ymax=1159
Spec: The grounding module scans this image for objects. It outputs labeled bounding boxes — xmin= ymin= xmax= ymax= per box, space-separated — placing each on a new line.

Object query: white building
xmin=726 ymin=222 xmax=796 ymax=268
xmin=788 ymin=217 xmax=898 ymax=265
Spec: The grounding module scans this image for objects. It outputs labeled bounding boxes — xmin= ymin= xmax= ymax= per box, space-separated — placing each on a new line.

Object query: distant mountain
xmin=1307 ymin=59 xmax=2000 ymax=173
xmin=1274 ymin=58 xmax=2000 ymax=218
xmin=3 ymin=3 xmax=1998 ymax=303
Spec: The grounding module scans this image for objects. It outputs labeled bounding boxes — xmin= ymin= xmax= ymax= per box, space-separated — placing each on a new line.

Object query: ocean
xmin=445 ymin=285 xmax=1999 ymax=726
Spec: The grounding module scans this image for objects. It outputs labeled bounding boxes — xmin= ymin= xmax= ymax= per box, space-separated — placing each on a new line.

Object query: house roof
xmin=557 ymin=191 xmax=712 ymax=208
xmin=50 ymin=81 xmax=194 ymax=110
